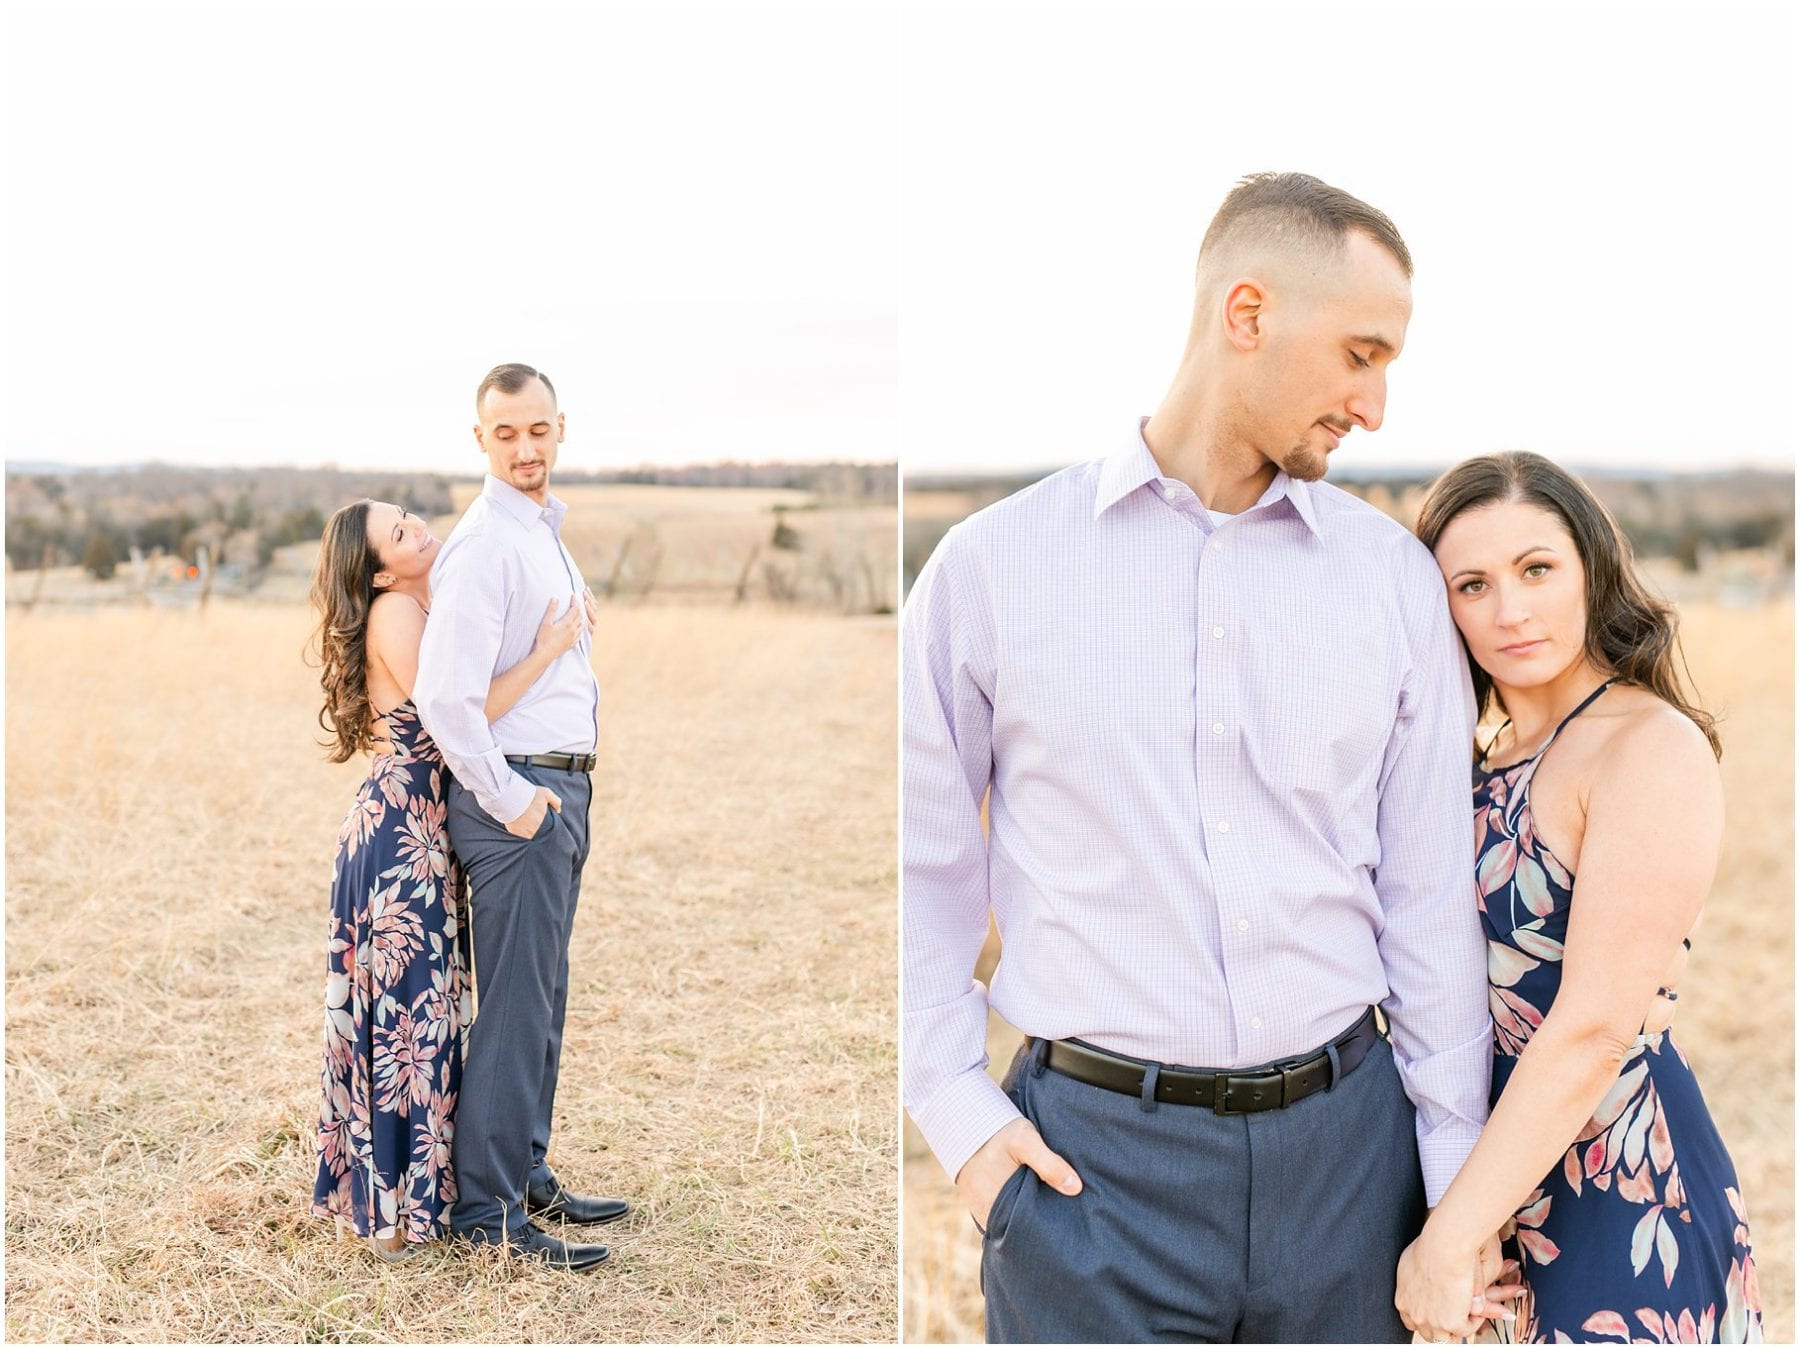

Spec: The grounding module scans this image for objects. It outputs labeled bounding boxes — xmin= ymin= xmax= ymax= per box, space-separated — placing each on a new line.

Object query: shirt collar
xmin=482 ymin=473 xmax=568 ymax=531
xmin=1092 ymin=419 xmax=1323 ymax=538
xmin=1091 ymin=424 xmax=1164 ymax=520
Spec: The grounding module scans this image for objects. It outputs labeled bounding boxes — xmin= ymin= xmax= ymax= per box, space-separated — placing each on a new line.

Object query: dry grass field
xmin=6 ymin=598 xmax=898 ymax=1341
xmin=4 ymin=482 xmax=899 ymax=616
xmin=455 ymin=483 xmax=898 ymax=613
xmin=902 ymin=600 xmax=1794 ymax=1344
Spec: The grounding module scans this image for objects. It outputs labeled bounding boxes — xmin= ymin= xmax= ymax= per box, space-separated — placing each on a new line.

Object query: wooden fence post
xmin=198 ymin=542 xmax=216 ymax=609
xmin=602 ymin=537 xmax=632 ymax=598
xmin=734 ymin=543 xmax=761 ymax=604
xmin=130 ymin=545 xmax=152 ymax=606
xmin=25 ymin=545 xmax=52 ymax=612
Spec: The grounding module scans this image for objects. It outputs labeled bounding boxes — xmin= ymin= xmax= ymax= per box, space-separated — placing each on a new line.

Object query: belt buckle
xmin=1214 ymin=1070 xmax=1283 ymax=1115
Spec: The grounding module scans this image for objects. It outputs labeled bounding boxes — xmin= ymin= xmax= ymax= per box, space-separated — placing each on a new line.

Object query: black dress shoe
xmin=458 ymin=1221 xmax=610 ymax=1271
xmin=525 ymin=1178 xmax=632 ymax=1226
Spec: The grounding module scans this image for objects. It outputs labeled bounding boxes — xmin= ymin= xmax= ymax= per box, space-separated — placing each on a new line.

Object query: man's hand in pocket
xmin=504 ymin=785 xmax=563 ymax=839
xmin=955 ymin=1117 xmax=1083 ymax=1230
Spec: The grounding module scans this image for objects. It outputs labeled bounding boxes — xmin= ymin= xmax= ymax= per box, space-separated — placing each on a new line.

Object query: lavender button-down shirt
xmin=903 ymin=424 xmax=1492 ymax=1202
xmin=415 ymin=475 xmax=600 ymax=824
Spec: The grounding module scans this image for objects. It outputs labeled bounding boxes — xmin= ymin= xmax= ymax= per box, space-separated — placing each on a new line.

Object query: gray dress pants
xmin=445 ymin=765 xmax=592 ymax=1236
xmin=980 ymin=1028 xmax=1426 ymax=1344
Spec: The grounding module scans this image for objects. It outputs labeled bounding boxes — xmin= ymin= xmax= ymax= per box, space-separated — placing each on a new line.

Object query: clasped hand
xmin=1395 ymin=1228 xmax=1523 ymax=1343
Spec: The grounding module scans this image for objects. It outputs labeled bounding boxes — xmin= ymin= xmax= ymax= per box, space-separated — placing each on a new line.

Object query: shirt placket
xmin=544 ymin=512 xmax=601 ymax=755
xmin=1188 ymin=507 xmax=1259 ymax=1063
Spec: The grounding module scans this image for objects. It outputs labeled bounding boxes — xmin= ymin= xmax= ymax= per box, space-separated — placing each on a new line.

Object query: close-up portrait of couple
xmin=3 ymin=2 xmax=1794 ymax=1347
xmin=896 ymin=5 xmax=1792 ymax=1345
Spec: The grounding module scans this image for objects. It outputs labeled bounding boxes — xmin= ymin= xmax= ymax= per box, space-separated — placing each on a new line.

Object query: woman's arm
xmin=1396 ymin=707 xmax=1723 ymax=1337
xmin=484 ymin=594 xmax=586 ymax=723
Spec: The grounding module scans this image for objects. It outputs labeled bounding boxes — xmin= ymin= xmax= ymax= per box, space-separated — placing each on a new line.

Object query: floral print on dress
xmin=1472 ymin=682 xmax=1761 ymax=1344
xmin=312 ymin=700 xmax=468 ymax=1244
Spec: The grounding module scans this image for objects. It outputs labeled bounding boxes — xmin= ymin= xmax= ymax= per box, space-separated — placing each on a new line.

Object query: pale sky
xmin=900 ymin=3 xmax=1799 ymax=475
xmin=3 ymin=2 xmax=898 ymax=472
xmin=5 ymin=4 xmax=1794 ymax=478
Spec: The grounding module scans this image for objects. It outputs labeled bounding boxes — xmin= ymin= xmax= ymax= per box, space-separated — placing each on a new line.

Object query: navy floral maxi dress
xmin=312 ymin=700 xmax=469 ymax=1244
xmin=1474 ymin=681 xmax=1761 ymax=1344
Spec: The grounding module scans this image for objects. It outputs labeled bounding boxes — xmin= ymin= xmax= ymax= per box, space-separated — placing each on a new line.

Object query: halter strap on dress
xmin=1481 ymin=676 xmax=1619 ymax=770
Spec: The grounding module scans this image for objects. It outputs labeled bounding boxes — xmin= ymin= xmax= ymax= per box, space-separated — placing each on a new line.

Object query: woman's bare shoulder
xmin=365 ymin=592 xmax=427 ymax=658
xmin=367 ymin=590 xmax=427 ymax=624
xmin=1585 ymin=686 xmax=1720 ymax=796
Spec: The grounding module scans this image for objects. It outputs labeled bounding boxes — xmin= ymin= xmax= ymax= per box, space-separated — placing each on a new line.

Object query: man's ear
xmin=556 ymin=411 xmax=566 ymax=442
xmin=472 ymin=423 xmax=485 ymax=451
xmin=1223 ymin=277 xmax=1266 ymax=352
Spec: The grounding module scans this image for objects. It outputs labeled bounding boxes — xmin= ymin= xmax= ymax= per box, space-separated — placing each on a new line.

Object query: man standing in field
xmin=903 ymin=174 xmax=1503 ymax=1340
xmin=415 ymin=362 xmax=628 ymax=1270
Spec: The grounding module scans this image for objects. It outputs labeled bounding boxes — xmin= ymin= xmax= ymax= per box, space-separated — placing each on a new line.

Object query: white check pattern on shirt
xmin=902 ymin=423 xmax=1493 ymax=1203
xmin=414 ymin=475 xmax=601 ymax=824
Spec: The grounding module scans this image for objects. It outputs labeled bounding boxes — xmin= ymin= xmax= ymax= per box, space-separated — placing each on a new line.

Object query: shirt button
xmin=1251 ymin=1017 xmax=1263 ymax=1030
xmin=1212 ymin=626 xmax=1225 ymax=639
xmin=1236 ymin=918 xmax=1249 ymax=932
xmin=1210 ymin=537 xmax=1225 ymax=552
xmin=1217 ymin=821 xmax=1230 ymax=833
xmin=1211 ymin=722 xmax=1225 ymax=735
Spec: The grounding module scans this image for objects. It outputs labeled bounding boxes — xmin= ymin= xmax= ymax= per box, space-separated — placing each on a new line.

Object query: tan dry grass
xmin=4 ymin=484 xmax=899 ymax=614
xmin=447 ymin=484 xmax=898 ymax=611
xmin=903 ymin=600 xmax=1794 ymax=1344
xmin=5 ymin=602 xmax=898 ymax=1342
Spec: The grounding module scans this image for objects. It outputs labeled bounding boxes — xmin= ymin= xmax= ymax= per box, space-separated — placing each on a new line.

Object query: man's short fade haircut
xmin=1198 ymin=172 xmax=1412 ymax=280
xmin=476 ymin=362 xmax=557 ymax=412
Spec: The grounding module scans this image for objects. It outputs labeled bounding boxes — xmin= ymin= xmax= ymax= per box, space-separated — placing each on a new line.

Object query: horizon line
xmin=6 ymin=456 xmax=900 ymax=476
xmin=904 ymin=460 xmax=1797 ymax=480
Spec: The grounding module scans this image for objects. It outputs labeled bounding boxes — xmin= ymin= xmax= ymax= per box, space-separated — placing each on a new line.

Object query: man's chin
xmin=1278 ymin=446 xmax=1329 ymax=483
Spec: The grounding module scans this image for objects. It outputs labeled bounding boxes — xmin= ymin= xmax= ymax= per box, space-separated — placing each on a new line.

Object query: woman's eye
xmin=1524 ymin=563 xmax=1549 ymax=577
xmin=1458 ymin=579 xmax=1487 ymax=595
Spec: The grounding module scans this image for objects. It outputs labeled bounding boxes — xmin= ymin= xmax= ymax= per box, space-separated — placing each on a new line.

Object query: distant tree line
xmin=5 ymin=465 xmax=456 ymax=579
xmin=5 ymin=460 xmax=897 ymax=582
xmin=902 ymin=467 xmax=1796 ymax=592
xmin=20 ymin=502 xmax=333 ymax=579
xmin=559 ymin=461 xmax=897 ymax=499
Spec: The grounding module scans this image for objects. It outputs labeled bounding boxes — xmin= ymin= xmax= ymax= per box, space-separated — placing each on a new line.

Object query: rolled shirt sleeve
xmin=901 ymin=526 xmax=1023 ymax=1181
xmin=414 ymin=527 xmax=537 ymax=825
xmin=1373 ymin=535 xmax=1494 ymax=1206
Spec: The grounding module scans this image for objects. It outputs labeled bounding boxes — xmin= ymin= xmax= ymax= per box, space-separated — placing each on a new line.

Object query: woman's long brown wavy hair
xmin=1414 ymin=451 xmax=1721 ymax=761
xmin=308 ymin=500 xmax=387 ymax=763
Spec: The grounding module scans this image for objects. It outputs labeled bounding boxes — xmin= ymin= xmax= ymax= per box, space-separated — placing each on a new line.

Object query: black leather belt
xmin=1041 ymin=1007 xmax=1380 ymax=1114
xmin=505 ymin=752 xmax=598 ymax=773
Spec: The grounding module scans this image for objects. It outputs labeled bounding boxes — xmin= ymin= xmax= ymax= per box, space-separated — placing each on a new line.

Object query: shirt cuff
xmin=911 ymin=1068 xmax=1025 ymax=1184
xmin=1417 ymin=1114 xmax=1484 ymax=1208
xmin=479 ymin=767 xmax=538 ymax=825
